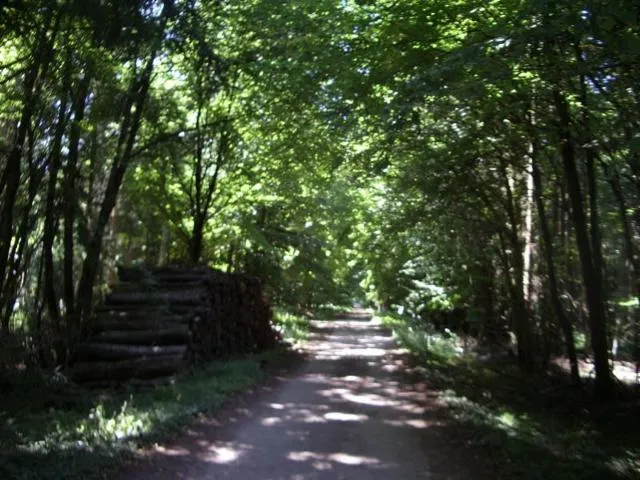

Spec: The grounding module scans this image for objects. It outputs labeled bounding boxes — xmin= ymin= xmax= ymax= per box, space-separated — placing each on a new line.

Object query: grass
xmin=379 ymin=313 xmax=640 ymax=480
xmin=0 ymin=348 xmax=290 ymax=480
xmin=271 ymin=304 xmax=353 ymax=341
xmin=310 ymin=304 xmax=353 ymax=320
xmin=272 ymin=307 xmax=310 ymax=342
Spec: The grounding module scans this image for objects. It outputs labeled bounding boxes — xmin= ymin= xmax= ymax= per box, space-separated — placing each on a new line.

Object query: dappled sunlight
xmin=323 ymin=411 xmax=369 ymax=422
xmin=123 ymin=317 xmax=460 ymax=479
xmin=304 ymin=320 xmax=405 ymax=361
xmin=287 ymin=450 xmax=381 ymax=466
xmin=338 ymin=390 xmax=399 ymax=408
xmin=383 ymin=418 xmax=436 ymax=429
xmin=201 ymin=442 xmax=251 ymax=464
xmin=262 ymin=402 xmax=331 ymax=424
xmin=155 ymin=445 xmax=192 ymax=457
xmin=552 ymin=356 xmax=640 ymax=385
xmin=153 ymin=440 xmax=252 ymax=465
xmin=261 ymin=416 xmax=282 ymax=426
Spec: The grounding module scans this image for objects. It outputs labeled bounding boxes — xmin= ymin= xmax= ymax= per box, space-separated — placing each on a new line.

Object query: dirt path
xmin=120 ymin=311 xmax=493 ymax=479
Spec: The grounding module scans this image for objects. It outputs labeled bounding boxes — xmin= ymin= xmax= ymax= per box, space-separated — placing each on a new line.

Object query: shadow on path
xmin=120 ymin=311 xmax=492 ymax=479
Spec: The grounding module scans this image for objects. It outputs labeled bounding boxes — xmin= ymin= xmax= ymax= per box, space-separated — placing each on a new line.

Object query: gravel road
xmin=120 ymin=311 xmax=491 ymax=479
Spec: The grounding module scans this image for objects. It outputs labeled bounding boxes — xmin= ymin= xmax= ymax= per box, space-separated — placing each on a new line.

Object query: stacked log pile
xmin=71 ymin=265 xmax=278 ymax=384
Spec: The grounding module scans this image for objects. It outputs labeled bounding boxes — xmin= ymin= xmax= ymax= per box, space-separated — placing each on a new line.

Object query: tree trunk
xmin=608 ymin=171 xmax=640 ymax=296
xmin=189 ymin=215 xmax=206 ymax=264
xmin=579 ymin=69 xmax=608 ymax=358
xmin=607 ymin=167 xmax=640 ymax=372
xmin=63 ymin=70 xmax=91 ymax=316
xmin=73 ymin=2 xmax=177 ymax=326
xmin=158 ymin=226 xmax=170 ymax=266
xmin=523 ymin=153 xmax=535 ymax=307
xmin=500 ymin=159 xmax=535 ymax=371
xmin=42 ymin=89 xmax=69 ymax=332
xmin=553 ymin=90 xmax=612 ymax=397
xmin=1 ymin=127 xmax=43 ymax=332
xmin=477 ymin=256 xmax=497 ymax=344
xmin=0 ymin=18 xmax=58 ymax=300
xmin=531 ymin=157 xmax=580 ymax=385
xmin=74 ymin=46 xmax=160 ymax=329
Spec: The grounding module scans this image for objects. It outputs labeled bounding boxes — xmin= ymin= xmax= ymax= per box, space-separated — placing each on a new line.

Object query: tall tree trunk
xmin=1 ymin=127 xmax=43 ymax=332
xmin=608 ymin=171 xmax=640 ymax=297
xmin=474 ymin=254 xmax=497 ymax=345
xmin=191 ymin=104 xmax=205 ymax=264
xmin=579 ymin=68 xmax=608 ymax=350
xmin=531 ymin=158 xmax=580 ymax=385
xmin=523 ymin=153 xmax=535 ymax=307
xmin=189 ymin=215 xmax=205 ymax=264
xmin=500 ymin=159 xmax=535 ymax=371
xmin=553 ymin=90 xmax=612 ymax=397
xmin=74 ymin=44 xmax=161 ymax=329
xmin=63 ymin=70 xmax=91 ymax=316
xmin=226 ymin=241 xmax=236 ymax=272
xmin=158 ymin=226 xmax=170 ymax=266
xmin=0 ymin=17 xmax=59 ymax=299
xmin=42 ymin=89 xmax=70 ymax=332
xmin=607 ymin=168 xmax=640 ymax=369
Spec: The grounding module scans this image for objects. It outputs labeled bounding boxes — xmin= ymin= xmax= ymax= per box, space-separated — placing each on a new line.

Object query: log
xmin=154 ymin=281 xmax=206 ymax=290
xmin=105 ymin=289 xmax=206 ymax=305
xmin=89 ymin=264 xmax=277 ymax=372
xmin=170 ymin=306 xmax=212 ymax=316
xmin=95 ymin=304 xmax=169 ymax=314
xmin=151 ymin=265 xmax=216 ymax=275
xmin=90 ymin=326 xmax=191 ymax=345
xmin=152 ymin=274 xmax=216 ymax=284
xmin=108 ymin=281 xmax=158 ymax=292
xmin=116 ymin=265 xmax=154 ymax=282
xmin=92 ymin=316 xmax=191 ymax=331
xmin=76 ymin=342 xmax=187 ymax=360
xmin=70 ymin=354 xmax=185 ymax=382
xmin=94 ymin=308 xmax=184 ymax=319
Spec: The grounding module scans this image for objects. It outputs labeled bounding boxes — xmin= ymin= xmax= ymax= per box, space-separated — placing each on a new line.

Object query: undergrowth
xmin=272 ymin=308 xmax=310 ymax=341
xmin=272 ymin=304 xmax=353 ymax=341
xmin=378 ymin=312 xmax=640 ymax=480
xmin=0 ymin=349 xmax=287 ymax=480
xmin=311 ymin=304 xmax=352 ymax=320
xmin=380 ymin=311 xmax=462 ymax=358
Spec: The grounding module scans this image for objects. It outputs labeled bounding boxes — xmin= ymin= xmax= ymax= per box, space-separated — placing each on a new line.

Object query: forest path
xmin=121 ymin=310 xmax=491 ymax=479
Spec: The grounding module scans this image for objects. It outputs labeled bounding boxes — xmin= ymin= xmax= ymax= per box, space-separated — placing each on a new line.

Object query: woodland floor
xmin=119 ymin=310 xmax=494 ymax=479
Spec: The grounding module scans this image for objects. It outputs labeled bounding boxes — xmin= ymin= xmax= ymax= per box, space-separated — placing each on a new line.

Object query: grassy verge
xmin=271 ymin=304 xmax=353 ymax=341
xmin=311 ymin=304 xmax=353 ymax=320
xmin=0 ymin=348 xmax=291 ymax=480
xmin=378 ymin=313 xmax=640 ymax=480
xmin=272 ymin=307 xmax=310 ymax=342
